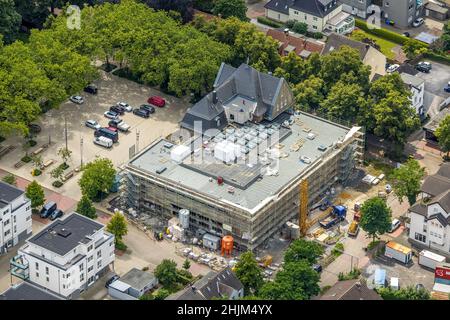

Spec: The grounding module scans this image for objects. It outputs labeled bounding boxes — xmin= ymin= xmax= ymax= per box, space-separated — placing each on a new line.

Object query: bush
xmin=256 ymin=16 xmax=284 ymax=29
xmin=338 ymin=268 xmax=361 ymax=281
xmin=292 ymin=22 xmax=308 ymax=34
xmin=52 ymin=180 xmax=63 ymax=188
xmin=154 ymin=289 xmax=170 ymax=300
xmin=0 ymin=136 xmax=5 ymax=143
xmin=332 ymin=242 xmax=344 ymax=257
xmin=32 ymin=169 xmax=41 ymax=176
xmin=26 ymin=140 xmax=37 ymax=147
xmin=142 ymin=266 xmax=149 ymax=271
xmin=115 ymin=241 xmax=127 ymax=251
xmin=306 ymin=31 xmax=323 ymax=39
xmin=367 ymin=240 xmax=381 ymax=251
xmin=424 ymin=51 xmax=450 ymax=65
xmin=2 ymin=174 xmax=16 ymax=186
xmin=21 ymin=155 xmax=32 ymax=163
xmin=286 ymin=20 xmax=296 ymax=29
xmin=58 ymin=163 xmax=69 ymax=171
xmin=355 ymin=19 xmax=427 ymax=47
xmin=112 ymin=68 xmax=144 ymax=84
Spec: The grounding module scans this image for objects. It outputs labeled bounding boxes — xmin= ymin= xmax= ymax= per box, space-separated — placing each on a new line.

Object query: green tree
xmin=273 ymin=51 xmax=307 ymax=85
xmin=31 ymin=154 xmax=43 ymax=172
xmin=194 ymin=0 xmax=216 ymax=12
xmin=213 ymin=0 xmax=247 ymax=21
xmin=292 ymin=22 xmax=307 ymax=34
xmin=293 ymin=76 xmax=324 ymax=111
xmin=106 ymin=211 xmax=128 ymax=246
xmin=58 ymin=147 xmax=72 ymax=165
xmin=259 ymin=261 xmax=320 ymax=300
xmin=435 ymin=114 xmax=450 ymax=159
xmin=79 ymin=157 xmax=116 ymax=200
xmin=359 ymin=197 xmax=392 ymax=243
xmin=76 ymin=195 xmax=97 ymax=219
xmin=155 ymin=259 xmax=178 ymax=288
xmin=50 ymin=165 xmax=64 ymax=182
xmin=25 ymin=180 xmax=45 ymax=210
xmin=378 ymin=286 xmax=430 ymax=300
xmin=182 ymin=259 xmax=191 ymax=270
xmin=0 ymin=0 xmax=22 ymax=43
xmin=284 ymin=239 xmax=324 ymax=266
xmin=154 ymin=288 xmax=170 ymax=300
xmin=392 ymin=158 xmax=425 ymax=206
xmin=402 ymin=39 xmax=427 ymax=59
xmin=234 ymin=251 xmax=264 ymax=295
xmin=2 ymin=174 xmax=16 ymax=186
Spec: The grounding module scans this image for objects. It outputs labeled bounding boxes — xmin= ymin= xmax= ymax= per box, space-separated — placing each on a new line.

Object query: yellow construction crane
xmin=299 ymin=179 xmax=308 ymax=237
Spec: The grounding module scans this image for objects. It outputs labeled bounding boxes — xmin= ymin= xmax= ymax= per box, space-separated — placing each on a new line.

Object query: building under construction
xmin=123 ymin=63 xmax=364 ymax=251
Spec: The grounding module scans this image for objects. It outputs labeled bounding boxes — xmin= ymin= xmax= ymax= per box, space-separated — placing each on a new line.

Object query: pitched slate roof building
xmin=318 ymin=279 xmax=382 ymax=300
xmin=167 ymin=267 xmax=244 ymax=300
xmin=181 ymin=63 xmax=294 ymax=136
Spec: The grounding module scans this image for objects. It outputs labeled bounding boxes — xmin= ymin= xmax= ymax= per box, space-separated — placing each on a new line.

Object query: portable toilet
xmin=110 ymin=174 xmax=121 ymax=193
xmin=390 ymin=277 xmax=399 ymax=291
xmin=374 ymin=269 xmax=386 ymax=288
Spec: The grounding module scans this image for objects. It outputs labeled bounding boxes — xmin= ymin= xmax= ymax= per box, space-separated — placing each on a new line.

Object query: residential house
xmin=400 ymin=72 xmax=425 ymax=116
xmin=265 ymin=0 xmax=355 ymax=34
xmin=180 ymin=62 xmax=294 ymax=136
xmin=266 ymin=29 xmax=326 ymax=58
xmin=423 ymin=107 xmax=450 ymax=145
xmin=0 ymin=281 xmax=63 ymax=300
xmin=340 ymin=0 xmax=425 ymax=28
xmin=108 ymin=268 xmax=158 ymax=300
xmin=408 ymin=163 xmax=450 ymax=257
xmin=0 ymin=181 xmax=32 ymax=254
xmin=166 ymin=267 xmax=244 ymax=300
xmin=11 ymin=212 xmax=115 ymax=299
xmin=321 ymin=33 xmax=386 ymax=80
xmin=425 ymin=2 xmax=449 ymax=21
xmin=318 ymin=279 xmax=382 ymax=300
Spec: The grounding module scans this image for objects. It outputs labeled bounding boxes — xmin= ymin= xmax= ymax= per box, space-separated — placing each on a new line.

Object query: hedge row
xmin=424 ymin=51 xmax=450 ymax=65
xmin=355 ymin=18 xmax=428 ymax=48
xmin=257 ymin=16 xmax=284 ymax=29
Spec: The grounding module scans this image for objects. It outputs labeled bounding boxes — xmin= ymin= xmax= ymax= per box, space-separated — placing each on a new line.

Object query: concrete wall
xmin=266 ymin=9 xmax=290 ymax=23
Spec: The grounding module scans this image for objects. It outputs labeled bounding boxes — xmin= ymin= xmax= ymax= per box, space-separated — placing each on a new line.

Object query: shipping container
xmin=384 ymin=241 xmax=412 ymax=264
xmin=418 ymin=250 xmax=446 ymax=270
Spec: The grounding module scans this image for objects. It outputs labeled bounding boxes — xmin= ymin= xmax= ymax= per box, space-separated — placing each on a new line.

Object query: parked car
xmin=386 ymin=64 xmax=400 ymax=73
xmin=28 ymin=123 xmax=41 ymax=134
xmin=104 ymin=111 xmax=119 ymax=119
xmin=117 ymin=102 xmax=132 ymax=112
xmin=133 ymin=108 xmax=150 ymax=118
xmin=313 ymin=264 xmax=322 ymax=273
xmin=416 ymin=61 xmax=432 ymax=73
xmin=109 ymin=119 xmax=130 ymax=132
xmin=84 ymin=84 xmax=98 ymax=94
xmin=148 ymin=95 xmax=166 ymax=107
xmin=403 ymin=32 xmax=410 ymax=37
xmin=415 ymin=283 xmax=425 ymax=291
xmin=85 ymin=120 xmax=101 ymax=130
xmin=139 ymin=104 xmax=155 ymax=114
xmin=40 ymin=201 xmax=57 ymax=219
xmin=49 ymin=209 xmax=64 ymax=221
xmin=385 ymin=184 xmax=392 ymax=193
xmin=69 ymin=95 xmax=84 ymax=104
xmin=444 ymin=81 xmax=450 ymax=93
xmin=94 ymin=136 xmax=113 ymax=148
xmin=95 ymin=127 xmax=119 ymax=143
xmin=110 ymin=105 xmax=125 ymax=115
xmin=105 ymin=275 xmax=120 ymax=288
xmin=107 ymin=126 xmax=118 ymax=133
xmin=412 ymin=18 xmax=424 ymax=27
xmin=300 ymin=155 xmax=312 ymax=164
xmin=389 ymin=218 xmax=401 ymax=233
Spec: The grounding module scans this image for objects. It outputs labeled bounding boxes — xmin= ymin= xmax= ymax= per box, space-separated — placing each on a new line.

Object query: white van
xmin=94 ymin=136 xmax=113 ymax=148
xmin=389 ymin=219 xmax=401 ymax=232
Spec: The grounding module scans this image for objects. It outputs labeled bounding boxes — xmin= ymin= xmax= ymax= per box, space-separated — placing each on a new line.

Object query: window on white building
xmin=46 ymin=277 xmax=49 ymax=282
xmin=88 ymin=256 xmax=93 ymax=262
xmin=97 ymin=251 xmax=102 ymax=258
xmin=80 ymin=264 xmax=84 ymax=271
xmin=36 ymin=272 xmax=39 ymax=278
xmin=4 ymin=230 xmax=10 ymax=237
xmin=88 ymin=266 xmax=93 ymax=273
xmin=97 ymin=261 xmax=102 ymax=268
xmin=80 ymin=274 xmax=85 ymax=282
xmin=415 ymin=232 xmax=426 ymax=243
xmin=88 ymin=245 xmax=93 ymax=252
xmin=35 ymin=262 xmax=39 ymax=269
xmin=45 ymin=267 xmax=49 ymax=275
xmin=26 ymin=216 xmax=31 ymax=221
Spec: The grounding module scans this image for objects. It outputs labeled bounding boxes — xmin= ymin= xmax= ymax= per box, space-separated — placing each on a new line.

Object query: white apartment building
xmin=400 ymin=72 xmax=425 ymax=116
xmin=12 ymin=212 xmax=115 ymax=299
xmin=0 ymin=181 xmax=32 ymax=254
xmin=408 ymin=163 xmax=450 ymax=257
xmin=265 ymin=0 xmax=355 ymax=34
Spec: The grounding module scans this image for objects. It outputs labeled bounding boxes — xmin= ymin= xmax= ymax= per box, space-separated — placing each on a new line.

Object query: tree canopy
xmin=378 ymin=286 xmax=430 ymax=300
xmin=25 ymin=180 xmax=45 ymax=210
xmin=79 ymin=157 xmax=116 ymax=200
xmin=359 ymin=197 xmax=392 ymax=242
xmin=392 ymin=158 xmax=425 ymax=206
xmin=283 ymin=239 xmax=324 ymax=266
xmin=233 ymin=251 xmax=264 ymax=296
xmin=212 ymin=0 xmax=247 ymax=21
xmin=435 ymin=114 xmax=450 ymax=159
xmin=0 ymin=0 xmax=21 ymax=44
xmin=155 ymin=259 xmax=179 ymax=287
xmin=106 ymin=211 xmax=128 ymax=245
xmin=76 ymin=195 xmax=97 ymax=219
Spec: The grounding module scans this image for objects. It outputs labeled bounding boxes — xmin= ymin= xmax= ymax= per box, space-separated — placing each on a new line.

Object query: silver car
xmin=117 ymin=102 xmax=132 ymax=112
xmin=85 ymin=120 xmax=101 ymax=130
xmin=300 ymin=156 xmax=312 ymax=164
xmin=70 ymin=95 xmax=84 ymax=104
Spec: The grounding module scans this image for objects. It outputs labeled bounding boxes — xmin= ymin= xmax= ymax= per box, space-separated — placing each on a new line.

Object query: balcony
xmin=10 ymin=254 xmax=29 ymax=280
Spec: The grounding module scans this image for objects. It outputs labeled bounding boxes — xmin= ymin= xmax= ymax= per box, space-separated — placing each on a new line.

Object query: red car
xmin=148 ymin=96 xmax=166 ymax=108
xmin=107 ymin=126 xmax=118 ymax=132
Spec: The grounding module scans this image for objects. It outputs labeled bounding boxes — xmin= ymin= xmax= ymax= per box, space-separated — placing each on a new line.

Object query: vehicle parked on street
xmin=402 ymin=32 xmax=410 ymax=37
xmin=140 ymin=104 xmax=155 ymax=114
xmin=28 ymin=124 xmax=41 ymax=134
xmin=312 ymin=264 xmax=322 ymax=273
xmin=319 ymin=205 xmax=347 ymax=229
xmin=412 ymin=18 xmax=424 ymax=27
xmin=84 ymin=84 xmax=98 ymax=94
xmin=105 ymin=275 xmax=120 ymax=288
xmin=49 ymin=209 xmax=64 ymax=221
xmin=300 ymin=155 xmax=312 ymax=164
xmin=389 ymin=218 xmax=401 ymax=232
xmin=94 ymin=136 xmax=113 ymax=148
xmin=133 ymin=108 xmax=150 ymax=118
xmin=110 ymin=105 xmax=125 ymax=115
xmin=69 ymin=95 xmax=84 ymax=104
xmin=148 ymin=96 xmax=166 ymax=107
xmin=109 ymin=119 xmax=130 ymax=132
xmin=95 ymin=127 xmax=119 ymax=143
xmin=348 ymin=220 xmax=359 ymax=237
xmin=386 ymin=64 xmax=400 ymax=73
xmin=40 ymin=201 xmax=57 ymax=219
xmin=444 ymin=81 xmax=450 ymax=93
xmin=416 ymin=61 xmax=432 ymax=73
xmin=418 ymin=250 xmax=446 ymax=270
xmin=104 ymin=111 xmax=119 ymax=120
xmin=85 ymin=120 xmax=101 ymax=130
xmin=117 ymin=102 xmax=132 ymax=112
xmin=107 ymin=126 xmax=118 ymax=133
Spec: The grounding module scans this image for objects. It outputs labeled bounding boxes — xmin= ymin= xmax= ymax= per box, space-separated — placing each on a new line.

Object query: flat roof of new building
xmin=27 ymin=212 xmax=104 ymax=256
xmin=0 ymin=181 xmax=24 ymax=208
xmin=0 ymin=282 xmax=63 ymax=300
xmin=118 ymin=268 xmax=157 ymax=291
xmin=128 ymin=112 xmax=356 ymax=211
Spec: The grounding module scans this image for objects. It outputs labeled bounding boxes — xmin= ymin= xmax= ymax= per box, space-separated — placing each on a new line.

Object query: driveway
xmin=246 ymin=0 xmax=269 ymax=19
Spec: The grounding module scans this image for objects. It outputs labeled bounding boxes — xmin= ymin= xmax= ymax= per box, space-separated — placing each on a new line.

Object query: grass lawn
xmin=350 ymin=30 xmax=397 ymax=60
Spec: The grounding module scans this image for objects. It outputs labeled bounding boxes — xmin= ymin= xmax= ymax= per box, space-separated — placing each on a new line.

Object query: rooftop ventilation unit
xmin=57 ymin=228 xmax=72 ymax=238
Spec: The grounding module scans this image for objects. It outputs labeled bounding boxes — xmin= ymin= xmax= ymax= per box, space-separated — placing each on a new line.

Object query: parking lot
xmin=0 ymin=71 xmax=190 ymax=200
